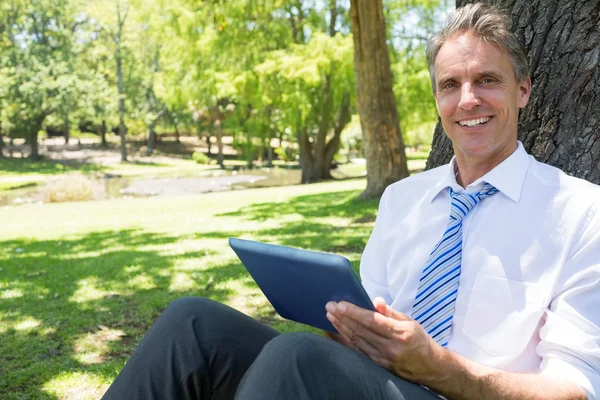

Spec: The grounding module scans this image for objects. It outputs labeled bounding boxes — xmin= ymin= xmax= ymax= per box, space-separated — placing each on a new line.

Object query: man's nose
xmin=458 ymin=83 xmax=481 ymax=110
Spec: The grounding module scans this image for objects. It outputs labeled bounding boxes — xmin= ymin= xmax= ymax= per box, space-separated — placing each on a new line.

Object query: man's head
xmin=427 ymin=3 xmax=532 ymax=172
xmin=426 ymin=3 xmax=529 ymax=92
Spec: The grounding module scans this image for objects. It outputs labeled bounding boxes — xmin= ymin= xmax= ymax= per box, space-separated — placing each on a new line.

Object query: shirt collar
xmin=428 ymin=141 xmax=531 ymax=203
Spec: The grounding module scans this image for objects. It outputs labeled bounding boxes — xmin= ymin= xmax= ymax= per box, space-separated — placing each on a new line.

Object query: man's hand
xmin=325 ymin=298 xmax=587 ymax=400
xmin=325 ymin=297 xmax=448 ymax=383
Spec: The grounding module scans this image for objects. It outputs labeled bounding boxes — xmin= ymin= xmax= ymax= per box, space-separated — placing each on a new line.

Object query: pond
xmin=0 ymin=167 xmax=303 ymax=206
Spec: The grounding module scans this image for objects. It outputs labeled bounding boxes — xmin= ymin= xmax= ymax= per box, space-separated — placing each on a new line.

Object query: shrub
xmin=40 ymin=174 xmax=104 ymax=203
xmin=192 ymin=152 xmax=210 ymax=164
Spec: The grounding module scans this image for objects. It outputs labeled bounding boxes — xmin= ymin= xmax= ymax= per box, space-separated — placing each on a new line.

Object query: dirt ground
xmin=1 ymin=135 xmax=239 ymax=167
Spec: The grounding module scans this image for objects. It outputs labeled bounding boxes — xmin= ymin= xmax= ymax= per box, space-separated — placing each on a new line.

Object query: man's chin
xmin=454 ymin=140 xmax=517 ymax=164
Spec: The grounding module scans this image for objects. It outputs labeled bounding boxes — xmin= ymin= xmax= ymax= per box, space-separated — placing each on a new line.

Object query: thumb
xmin=373 ymin=297 xmax=411 ymax=321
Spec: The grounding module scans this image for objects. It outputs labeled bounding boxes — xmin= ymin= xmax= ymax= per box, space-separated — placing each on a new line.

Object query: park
xmin=1 ymin=0 xmax=599 ymax=399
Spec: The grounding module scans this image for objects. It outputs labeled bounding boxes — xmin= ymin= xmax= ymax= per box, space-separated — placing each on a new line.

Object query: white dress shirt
xmin=360 ymin=142 xmax=600 ymax=399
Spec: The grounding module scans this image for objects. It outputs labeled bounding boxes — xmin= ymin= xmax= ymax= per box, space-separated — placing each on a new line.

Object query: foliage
xmin=0 ymin=0 xmax=448 ymax=171
xmin=39 ymin=174 xmax=101 ymax=203
xmin=192 ymin=151 xmax=210 ymax=165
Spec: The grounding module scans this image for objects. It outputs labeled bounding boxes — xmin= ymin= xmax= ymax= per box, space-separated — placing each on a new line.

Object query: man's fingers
xmin=327 ymin=312 xmax=383 ymax=359
xmin=327 ymin=310 xmax=389 ymax=348
xmin=373 ymin=297 xmax=412 ymax=322
xmin=334 ymin=301 xmax=399 ymax=338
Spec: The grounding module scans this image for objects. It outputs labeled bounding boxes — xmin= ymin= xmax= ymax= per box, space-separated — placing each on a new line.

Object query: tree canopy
xmin=1 ymin=0 xmax=448 ymax=181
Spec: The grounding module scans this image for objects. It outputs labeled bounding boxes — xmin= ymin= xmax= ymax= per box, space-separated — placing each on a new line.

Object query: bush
xmin=274 ymin=147 xmax=297 ymax=163
xmin=40 ymin=174 xmax=104 ymax=203
xmin=192 ymin=152 xmax=210 ymax=164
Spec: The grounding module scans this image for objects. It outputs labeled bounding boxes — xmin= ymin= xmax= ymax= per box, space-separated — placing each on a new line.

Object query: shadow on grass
xmin=0 ymin=229 xmax=247 ymax=399
xmin=216 ymin=189 xmax=378 ymax=222
xmin=1 ymin=188 xmax=380 ymax=399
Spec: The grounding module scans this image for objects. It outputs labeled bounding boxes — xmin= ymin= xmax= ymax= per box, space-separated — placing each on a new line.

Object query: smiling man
xmin=326 ymin=3 xmax=600 ymax=400
xmin=102 ymin=4 xmax=600 ymax=400
xmin=433 ymin=31 xmax=531 ymax=187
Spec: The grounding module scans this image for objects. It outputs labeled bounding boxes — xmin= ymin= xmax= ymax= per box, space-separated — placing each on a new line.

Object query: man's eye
xmin=482 ymin=78 xmax=496 ymax=84
xmin=442 ymin=82 xmax=457 ymax=89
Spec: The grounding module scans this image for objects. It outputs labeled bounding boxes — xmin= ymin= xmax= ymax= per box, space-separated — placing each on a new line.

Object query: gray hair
xmin=426 ymin=3 xmax=529 ymax=92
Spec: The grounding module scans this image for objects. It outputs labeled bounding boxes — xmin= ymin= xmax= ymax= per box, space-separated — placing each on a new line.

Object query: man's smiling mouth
xmin=458 ymin=117 xmax=492 ymax=127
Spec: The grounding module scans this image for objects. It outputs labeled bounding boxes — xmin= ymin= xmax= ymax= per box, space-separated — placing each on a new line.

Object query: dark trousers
xmin=102 ymin=297 xmax=440 ymax=400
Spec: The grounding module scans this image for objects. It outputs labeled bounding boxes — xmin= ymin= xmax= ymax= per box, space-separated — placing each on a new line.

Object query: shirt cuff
xmin=540 ymin=356 xmax=599 ymax=400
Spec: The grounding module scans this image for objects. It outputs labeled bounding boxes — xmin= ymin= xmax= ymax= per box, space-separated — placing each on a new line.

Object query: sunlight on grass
xmin=14 ymin=317 xmax=42 ymax=331
xmin=169 ymin=272 xmax=196 ymax=292
xmin=70 ymin=277 xmax=113 ymax=303
xmin=126 ymin=272 xmax=158 ymax=291
xmin=43 ymin=371 xmax=109 ymax=400
xmin=74 ymin=328 xmax=126 ymax=365
xmin=1 ymin=288 xmax=24 ymax=299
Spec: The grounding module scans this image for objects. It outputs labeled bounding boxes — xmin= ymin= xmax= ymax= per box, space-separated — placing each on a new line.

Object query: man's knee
xmin=160 ymin=296 xmax=218 ymax=325
xmin=258 ymin=332 xmax=339 ymax=367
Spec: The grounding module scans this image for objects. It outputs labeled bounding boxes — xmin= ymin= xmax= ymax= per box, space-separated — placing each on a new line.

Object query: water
xmin=0 ymin=167 xmax=302 ymax=206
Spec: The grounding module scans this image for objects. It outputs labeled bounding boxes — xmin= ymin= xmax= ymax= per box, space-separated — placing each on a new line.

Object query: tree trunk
xmin=349 ymin=0 xmax=410 ymax=199
xmin=63 ymin=111 xmax=70 ymax=145
xmin=0 ymin=124 xmax=3 ymax=158
xmin=146 ymin=47 xmax=161 ymax=156
xmin=266 ymin=137 xmax=273 ymax=167
xmin=325 ymin=91 xmax=352 ymax=171
xmin=174 ymin=120 xmax=180 ymax=143
xmin=215 ymin=121 xmax=224 ymax=168
xmin=246 ymin=130 xmax=253 ymax=169
xmin=297 ymin=125 xmax=315 ymax=183
xmin=205 ymin=131 xmax=212 ymax=156
xmin=116 ymin=1 xmax=128 ymax=162
xmin=426 ymin=0 xmax=600 ymax=185
xmin=30 ymin=128 xmax=39 ymax=160
xmin=118 ymin=60 xmax=127 ymax=162
xmin=147 ymin=121 xmax=157 ymax=155
xmin=100 ymin=120 xmax=108 ymax=148
xmin=298 ymin=91 xmax=352 ymax=183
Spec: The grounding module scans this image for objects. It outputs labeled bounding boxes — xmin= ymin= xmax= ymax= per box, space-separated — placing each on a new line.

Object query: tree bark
xmin=100 ymin=120 xmax=108 ymax=148
xmin=146 ymin=46 xmax=162 ymax=155
xmin=426 ymin=0 xmax=600 ymax=185
xmin=349 ymin=0 xmax=410 ymax=199
xmin=173 ymin=117 xmax=180 ymax=143
xmin=147 ymin=120 xmax=157 ymax=155
xmin=63 ymin=111 xmax=70 ymax=145
xmin=216 ymin=120 xmax=224 ymax=168
xmin=298 ymin=90 xmax=352 ymax=183
xmin=30 ymin=126 xmax=40 ymax=160
xmin=115 ymin=1 xmax=128 ymax=162
xmin=205 ymin=131 xmax=212 ymax=156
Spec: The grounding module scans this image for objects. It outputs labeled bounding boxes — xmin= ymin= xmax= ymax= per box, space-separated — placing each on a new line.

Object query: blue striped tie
xmin=412 ymin=183 xmax=498 ymax=347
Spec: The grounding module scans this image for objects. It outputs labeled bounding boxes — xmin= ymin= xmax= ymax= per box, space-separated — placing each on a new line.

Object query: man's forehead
xmin=434 ymin=33 xmax=511 ymax=78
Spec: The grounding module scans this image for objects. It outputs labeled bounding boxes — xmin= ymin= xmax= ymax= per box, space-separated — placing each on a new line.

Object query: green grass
xmin=0 ymin=178 xmax=378 ymax=399
xmin=406 ymin=150 xmax=431 ymax=161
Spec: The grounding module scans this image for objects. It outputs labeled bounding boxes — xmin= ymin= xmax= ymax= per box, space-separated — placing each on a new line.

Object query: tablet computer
xmin=229 ymin=237 xmax=375 ymax=332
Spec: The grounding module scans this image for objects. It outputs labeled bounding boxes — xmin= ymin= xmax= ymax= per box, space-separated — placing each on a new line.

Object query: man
xmin=103 ymin=3 xmax=600 ymax=400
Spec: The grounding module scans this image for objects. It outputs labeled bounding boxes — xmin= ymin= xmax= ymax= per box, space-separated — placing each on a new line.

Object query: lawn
xmin=0 ymin=178 xmax=379 ymax=399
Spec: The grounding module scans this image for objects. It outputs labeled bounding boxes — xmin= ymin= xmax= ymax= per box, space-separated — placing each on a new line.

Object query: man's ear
xmin=518 ymin=77 xmax=531 ymax=109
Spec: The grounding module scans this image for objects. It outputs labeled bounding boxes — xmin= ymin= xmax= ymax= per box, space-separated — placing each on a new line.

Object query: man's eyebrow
xmin=436 ymin=76 xmax=456 ymax=87
xmin=475 ymin=70 xmax=504 ymax=80
xmin=436 ymin=70 xmax=505 ymax=86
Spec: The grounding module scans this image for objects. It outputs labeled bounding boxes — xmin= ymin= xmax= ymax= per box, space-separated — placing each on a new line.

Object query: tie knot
xmin=449 ymin=183 xmax=498 ymax=220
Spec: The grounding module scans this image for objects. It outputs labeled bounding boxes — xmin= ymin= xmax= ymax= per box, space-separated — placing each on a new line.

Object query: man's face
xmin=433 ymin=33 xmax=531 ymax=167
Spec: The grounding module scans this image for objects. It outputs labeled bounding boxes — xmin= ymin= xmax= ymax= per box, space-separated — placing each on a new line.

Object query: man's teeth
xmin=459 ymin=117 xmax=491 ymax=127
